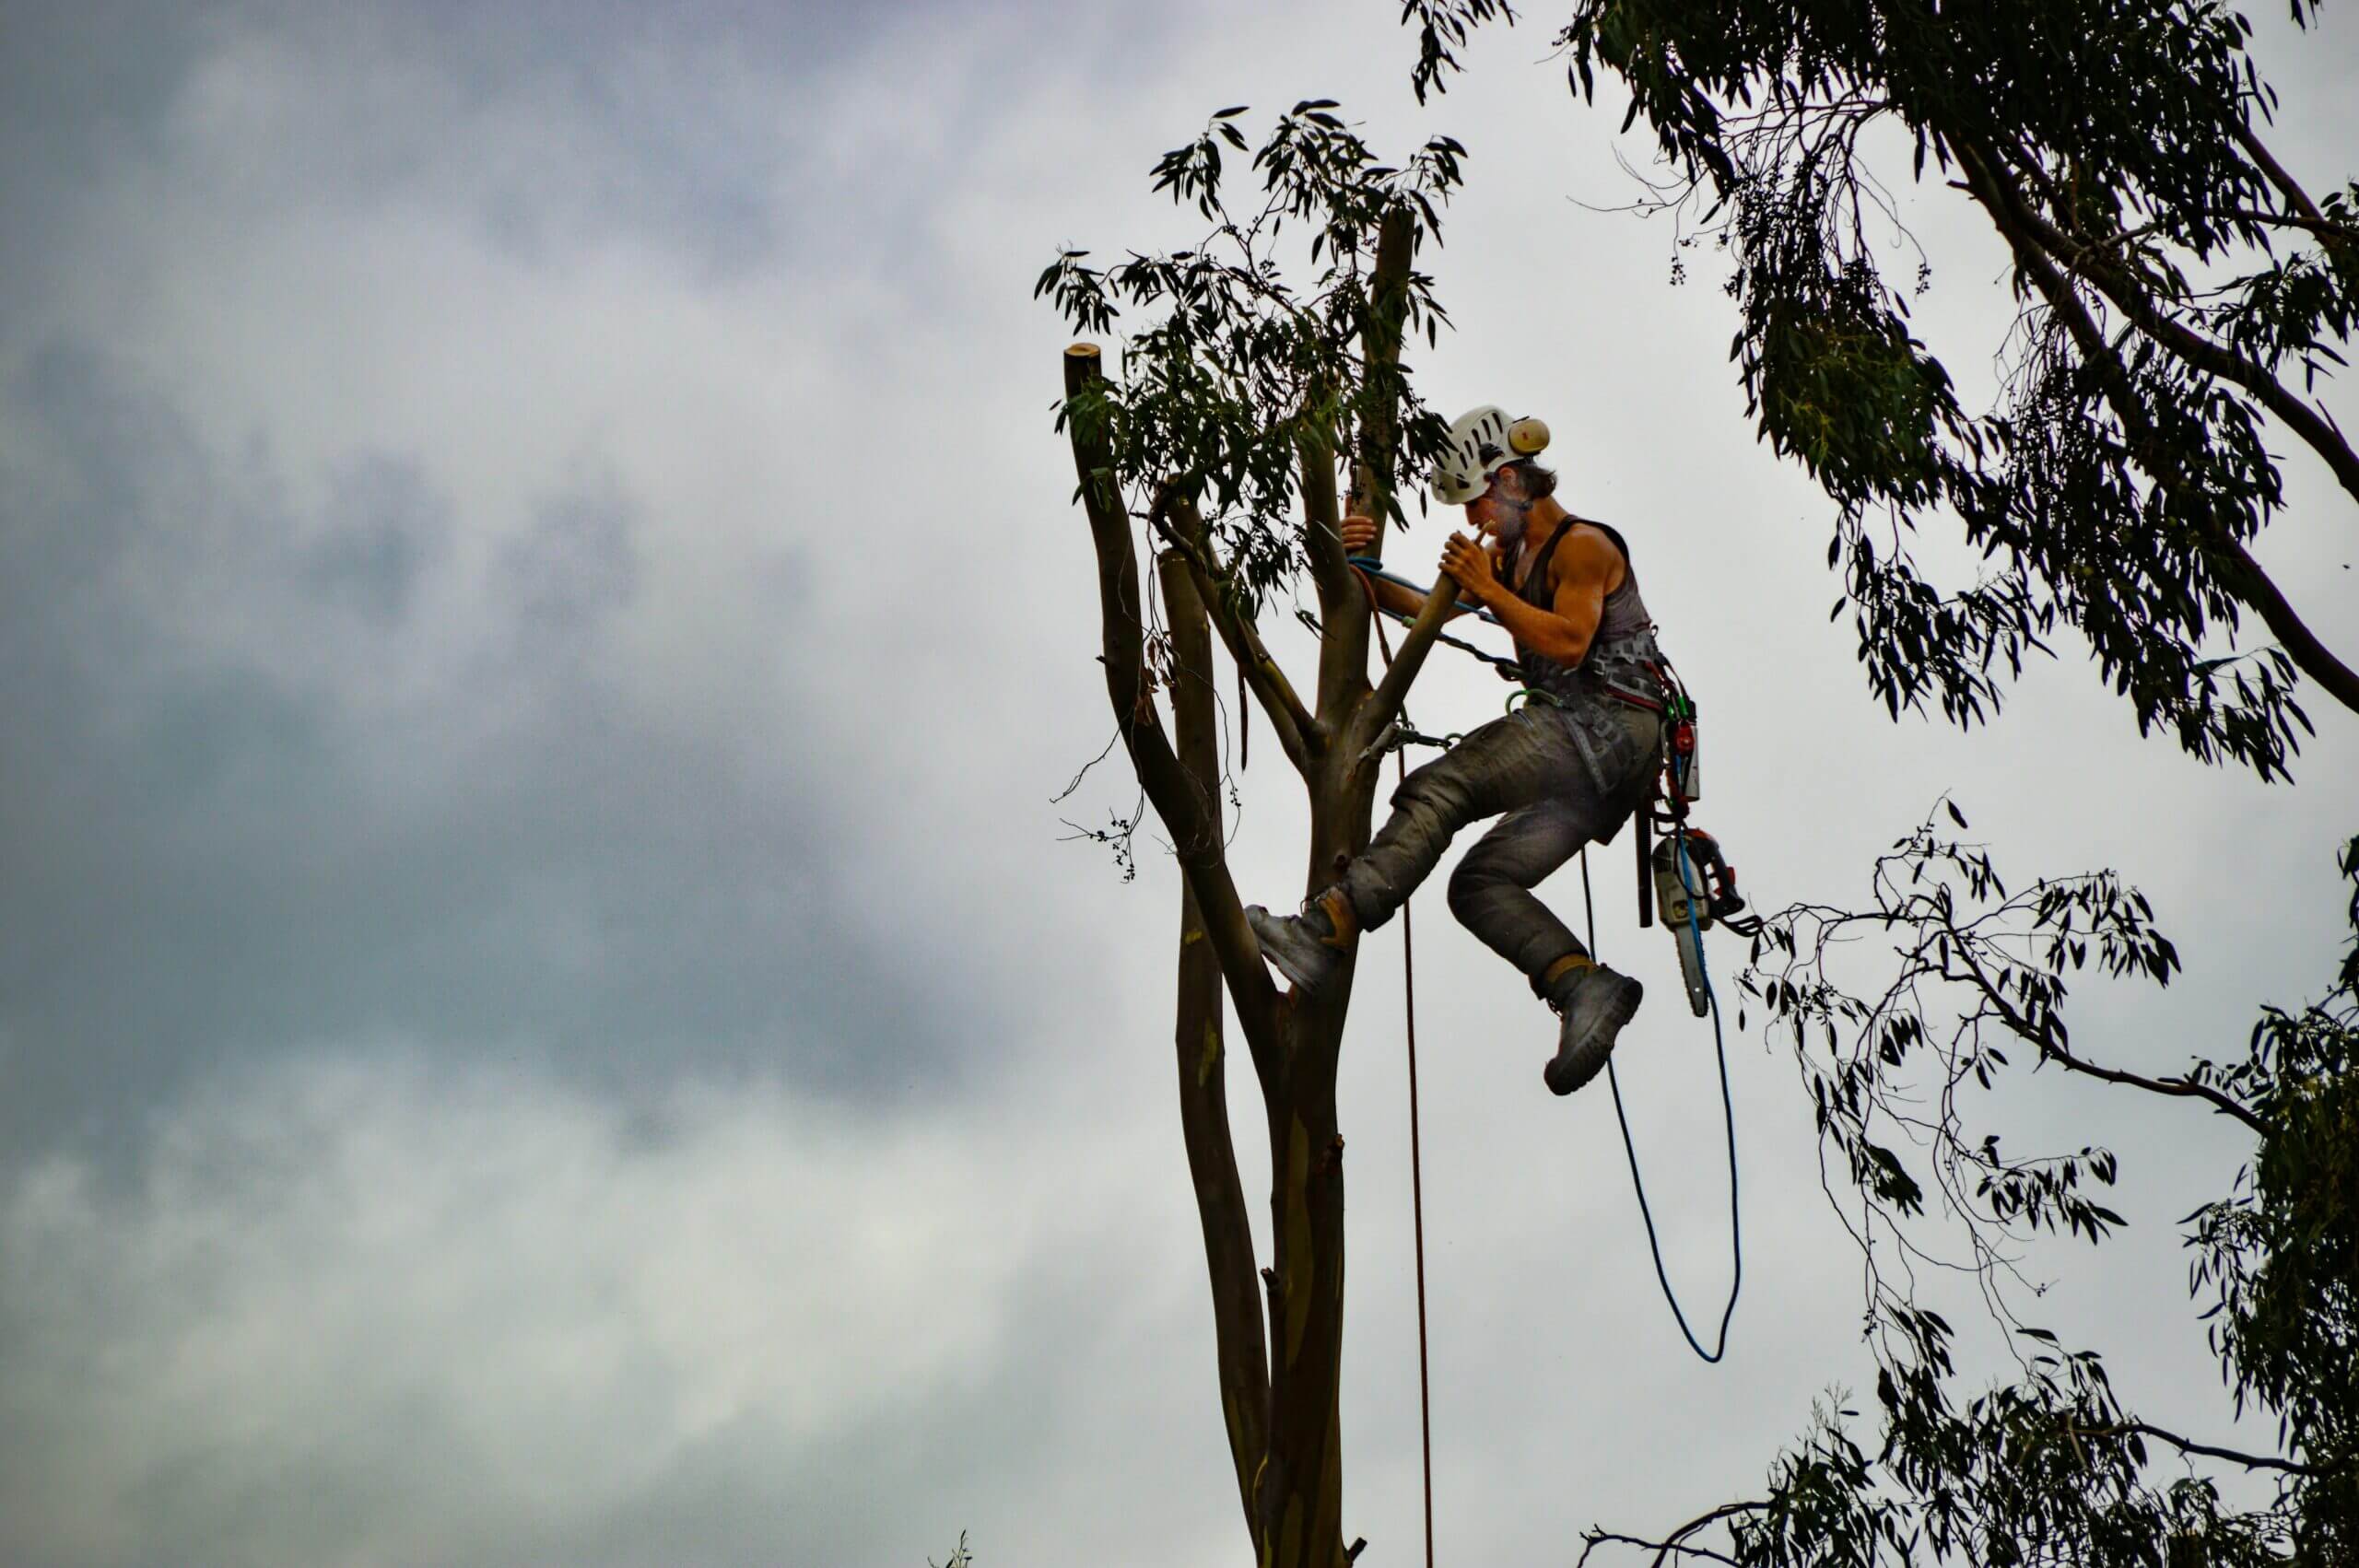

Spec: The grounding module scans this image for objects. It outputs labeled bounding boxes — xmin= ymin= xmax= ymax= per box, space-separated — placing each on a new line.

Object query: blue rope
xmin=1336 ymin=557 xmax=1523 ymax=679
xmin=1581 ymin=833 xmax=1743 ymax=1363
xmin=1344 ymin=556 xmax=1505 ymax=626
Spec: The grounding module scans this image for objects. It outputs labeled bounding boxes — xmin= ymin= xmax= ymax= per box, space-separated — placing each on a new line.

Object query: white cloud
xmin=0 ymin=1048 xmax=1180 ymax=1567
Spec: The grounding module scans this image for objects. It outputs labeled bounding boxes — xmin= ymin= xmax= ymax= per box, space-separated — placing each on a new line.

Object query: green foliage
xmin=1039 ymin=102 xmax=1467 ymax=614
xmin=2188 ymin=836 xmax=2359 ymax=1562
xmin=1383 ymin=6 xmax=2359 ymax=1552
xmin=1039 ymin=20 xmax=2353 ymax=1563
xmin=1441 ymin=0 xmax=2359 ymax=778
xmin=1402 ymin=0 xmax=1521 ymax=104
xmin=1637 ymin=824 xmax=2359 ymax=1567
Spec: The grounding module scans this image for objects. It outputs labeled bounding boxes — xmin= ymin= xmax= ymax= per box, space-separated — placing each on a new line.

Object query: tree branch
xmin=1355 ymin=577 xmax=1467 ymax=755
xmin=1578 ymin=1501 xmax=1764 ymax=1568
xmin=1161 ymin=552 xmax=1275 ymax=1529
xmin=1066 ymin=343 xmax=1283 ymax=1056
xmin=1162 ymin=492 xmax=1319 ymax=772
xmin=1300 ymin=417 xmax=1356 ymax=614
xmin=2231 ymin=119 xmax=2335 ymax=234
xmin=1958 ymin=146 xmax=2359 ymax=718
xmin=2082 ymin=1420 xmax=2322 ymax=1477
xmin=1300 ymin=432 xmax=1367 ymax=725
xmin=1991 ymin=167 xmax=2359 ymax=507
xmin=1577 ymin=1534 xmax=1739 ymax=1568
xmin=2212 ymin=532 xmax=2359 ymax=719
xmin=2041 ymin=1040 xmax=2272 ymax=1135
xmin=1326 ymin=209 xmax=1422 ymax=735
xmin=2087 ymin=207 xmax=2359 ymax=256
xmin=1349 ymin=207 xmax=1415 ymax=561
xmin=1930 ymin=938 xmax=2271 ymax=1136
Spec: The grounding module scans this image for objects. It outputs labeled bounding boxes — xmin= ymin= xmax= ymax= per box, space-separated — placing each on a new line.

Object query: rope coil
xmin=1583 ymin=846 xmax=1743 ymax=1363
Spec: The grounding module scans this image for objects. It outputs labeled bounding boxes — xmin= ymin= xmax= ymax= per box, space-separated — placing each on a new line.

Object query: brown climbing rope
xmin=1360 ymin=569 xmax=1436 ymax=1568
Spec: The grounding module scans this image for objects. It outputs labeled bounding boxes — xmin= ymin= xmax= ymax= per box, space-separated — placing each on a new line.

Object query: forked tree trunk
xmin=1057 ymin=210 xmax=1452 ymax=1568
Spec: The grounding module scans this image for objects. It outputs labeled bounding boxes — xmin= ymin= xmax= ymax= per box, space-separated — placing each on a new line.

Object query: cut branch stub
xmin=1064 ymin=343 xmax=1284 ymax=1060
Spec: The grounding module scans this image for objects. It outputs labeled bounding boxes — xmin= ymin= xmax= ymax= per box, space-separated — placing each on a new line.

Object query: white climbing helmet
xmin=1430 ymin=404 xmax=1552 ymax=506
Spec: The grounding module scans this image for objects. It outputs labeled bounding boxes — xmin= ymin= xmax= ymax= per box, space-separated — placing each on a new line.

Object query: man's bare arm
xmin=1343 ymin=515 xmax=1480 ymax=621
xmin=1443 ymin=525 xmax=1614 ymax=666
xmin=1361 ymin=571 xmax=1428 ymax=618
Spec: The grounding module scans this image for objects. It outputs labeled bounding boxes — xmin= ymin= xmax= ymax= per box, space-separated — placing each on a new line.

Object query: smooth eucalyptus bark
xmin=1059 ymin=206 xmax=1429 ymax=1567
xmin=1162 ymin=554 xmax=1273 ymax=1534
xmin=1349 ymin=209 xmax=1415 ymax=557
xmin=1255 ymin=741 xmax=1385 ymax=1568
xmin=1063 ymin=343 xmax=1283 ymax=1065
xmin=1166 ymin=492 xmax=1319 ymax=774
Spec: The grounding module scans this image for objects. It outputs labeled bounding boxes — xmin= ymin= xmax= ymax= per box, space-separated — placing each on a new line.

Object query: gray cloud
xmin=0 ymin=339 xmax=992 ymax=1175
xmin=0 ymin=0 xmax=927 ymax=296
xmin=0 ymin=1055 xmax=1184 ymax=1568
xmin=307 ymin=453 xmax=449 ymax=627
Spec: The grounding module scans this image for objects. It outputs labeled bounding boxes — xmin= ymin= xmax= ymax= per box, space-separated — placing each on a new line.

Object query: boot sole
xmin=1246 ymin=906 xmax=1341 ymax=996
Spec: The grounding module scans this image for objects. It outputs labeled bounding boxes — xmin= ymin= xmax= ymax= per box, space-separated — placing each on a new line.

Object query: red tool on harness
xmin=1633 ymin=671 xmax=1755 ymax=1014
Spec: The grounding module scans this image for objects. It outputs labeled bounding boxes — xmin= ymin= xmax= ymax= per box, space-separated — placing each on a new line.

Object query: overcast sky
xmin=3 ymin=4 xmax=2354 ymax=1566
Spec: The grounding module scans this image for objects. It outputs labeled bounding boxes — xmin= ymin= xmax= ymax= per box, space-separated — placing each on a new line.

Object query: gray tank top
xmin=1510 ymin=519 xmax=1664 ymax=709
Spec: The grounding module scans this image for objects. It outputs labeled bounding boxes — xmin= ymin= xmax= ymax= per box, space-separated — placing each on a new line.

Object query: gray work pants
xmin=1339 ymin=698 xmax=1661 ymax=990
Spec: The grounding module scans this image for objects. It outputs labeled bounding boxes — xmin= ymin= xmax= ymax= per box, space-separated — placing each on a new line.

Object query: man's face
xmin=1466 ymin=465 xmax=1532 ymax=544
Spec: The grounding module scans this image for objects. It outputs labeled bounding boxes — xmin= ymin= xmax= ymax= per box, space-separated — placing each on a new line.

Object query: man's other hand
xmin=1439 ymin=532 xmax=1496 ymax=599
xmin=1340 ymin=514 xmax=1379 ymax=554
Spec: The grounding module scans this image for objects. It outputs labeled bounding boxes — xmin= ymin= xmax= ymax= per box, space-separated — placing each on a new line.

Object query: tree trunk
xmin=1060 ymin=209 xmax=1440 ymax=1562
xmin=1161 ymin=554 xmax=1273 ymax=1536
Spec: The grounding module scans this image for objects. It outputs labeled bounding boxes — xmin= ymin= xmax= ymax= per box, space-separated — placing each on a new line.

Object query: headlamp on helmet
xmin=1431 ymin=404 xmax=1552 ymax=506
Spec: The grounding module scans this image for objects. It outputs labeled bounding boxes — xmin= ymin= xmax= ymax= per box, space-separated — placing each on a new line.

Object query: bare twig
xmin=1578 ymin=1501 xmax=1765 ymax=1568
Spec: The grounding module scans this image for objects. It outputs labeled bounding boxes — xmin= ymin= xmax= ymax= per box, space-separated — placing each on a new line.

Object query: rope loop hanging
xmin=1582 ymin=845 xmax=1744 ymax=1363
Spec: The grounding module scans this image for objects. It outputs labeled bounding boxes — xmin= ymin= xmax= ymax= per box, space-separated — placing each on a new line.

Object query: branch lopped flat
xmin=1064 ymin=343 xmax=1283 ymax=1058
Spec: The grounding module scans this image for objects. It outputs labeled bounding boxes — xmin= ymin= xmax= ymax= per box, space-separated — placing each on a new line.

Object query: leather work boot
xmin=1245 ymin=888 xmax=1356 ymax=996
xmin=1543 ymin=963 xmax=1645 ymax=1095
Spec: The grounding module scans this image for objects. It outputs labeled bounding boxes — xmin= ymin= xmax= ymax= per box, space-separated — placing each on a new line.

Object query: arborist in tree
xmin=1248 ymin=405 xmax=1670 ymax=1094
